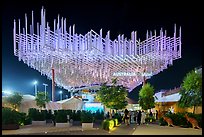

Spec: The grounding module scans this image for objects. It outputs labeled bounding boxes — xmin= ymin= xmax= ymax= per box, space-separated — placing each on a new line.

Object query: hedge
xmin=28 ymin=108 xmax=45 ymax=121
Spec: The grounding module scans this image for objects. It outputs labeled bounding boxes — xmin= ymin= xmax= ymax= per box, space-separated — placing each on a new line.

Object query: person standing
xmin=141 ymin=111 xmax=146 ymax=124
xmin=149 ymin=111 xmax=153 ymax=117
xmin=124 ymin=109 xmax=130 ymax=126
xmin=112 ymin=110 xmax=115 ymax=118
xmin=121 ymin=110 xmax=125 ymax=123
xmin=156 ymin=110 xmax=158 ymax=120
xmin=137 ymin=110 xmax=141 ymax=125
xmin=134 ymin=111 xmax=138 ymax=124
xmin=129 ymin=111 xmax=132 ymax=124
xmin=106 ymin=111 xmax=110 ymax=119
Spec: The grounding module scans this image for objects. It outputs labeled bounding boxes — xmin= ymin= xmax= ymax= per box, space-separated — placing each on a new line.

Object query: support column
xmin=143 ymin=76 xmax=146 ymax=86
xmin=52 ymin=68 xmax=55 ymax=102
xmin=143 ymin=68 xmax=146 ymax=86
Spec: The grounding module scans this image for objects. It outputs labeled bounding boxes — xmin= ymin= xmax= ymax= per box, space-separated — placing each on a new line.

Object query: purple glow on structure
xmin=13 ymin=7 xmax=182 ymax=92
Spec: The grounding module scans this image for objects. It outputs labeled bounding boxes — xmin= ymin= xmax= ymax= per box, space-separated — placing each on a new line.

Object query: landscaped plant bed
xmin=46 ymin=119 xmax=53 ymax=123
xmin=82 ymin=123 xmax=94 ymax=131
xmin=180 ymin=125 xmax=190 ymax=128
xmin=32 ymin=120 xmax=46 ymax=126
xmin=81 ymin=110 xmax=94 ymax=130
xmin=72 ymin=121 xmax=81 ymax=126
xmin=94 ymin=119 xmax=103 ymax=124
xmin=2 ymin=124 xmax=19 ymax=130
xmin=56 ymin=122 xmax=71 ymax=127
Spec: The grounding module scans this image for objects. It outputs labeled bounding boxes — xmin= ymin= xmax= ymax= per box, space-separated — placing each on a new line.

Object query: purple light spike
xmin=41 ymin=8 xmax=43 ymax=25
xmin=25 ymin=13 xmax=28 ymax=52
xmin=64 ymin=18 xmax=67 ymax=49
xmin=124 ymin=38 xmax=127 ymax=56
xmin=179 ymin=26 xmax=182 ymax=57
xmin=118 ymin=35 xmax=121 ymax=55
xmin=57 ymin=14 xmax=60 ymax=31
xmin=131 ymin=31 xmax=134 ymax=41
xmin=134 ymin=31 xmax=137 ymax=55
xmin=173 ymin=24 xmax=177 ymax=58
xmin=150 ymin=31 xmax=152 ymax=38
xmin=32 ymin=11 xmax=34 ymax=34
xmin=44 ymin=9 xmax=46 ymax=29
xmin=107 ymin=30 xmax=110 ymax=54
xmin=160 ymin=28 xmax=163 ymax=52
xmin=54 ymin=19 xmax=56 ymax=33
xmin=61 ymin=17 xmax=64 ymax=34
xmin=30 ymin=24 xmax=33 ymax=51
xmin=69 ymin=26 xmax=71 ymax=36
xmin=37 ymin=22 xmax=39 ymax=51
xmin=47 ymin=22 xmax=50 ymax=47
xmin=18 ymin=19 xmax=21 ymax=35
xmin=13 ymin=19 xmax=16 ymax=55
xmin=73 ymin=24 xmax=75 ymax=36
xmin=146 ymin=30 xmax=149 ymax=39
xmin=121 ymin=34 xmax=124 ymax=56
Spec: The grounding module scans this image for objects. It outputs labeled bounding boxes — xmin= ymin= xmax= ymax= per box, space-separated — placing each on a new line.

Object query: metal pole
xmin=52 ymin=68 xmax=55 ymax=102
xmin=60 ymin=93 xmax=62 ymax=101
xmin=35 ymin=84 xmax=37 ymax=97
xmin=43 ymin=83 xmax=48 ymax=99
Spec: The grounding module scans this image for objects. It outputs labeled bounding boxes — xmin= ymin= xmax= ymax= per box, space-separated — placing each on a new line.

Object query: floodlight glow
xmin=33 ymin=81 xmax=38 ymax=85
xmin=2 ymin=90 xmax=13 ymax=95
xmin=59 ymin=90 xmax=63 ymax=100
xmin=13 ymin=7 xmax=182 ymax=92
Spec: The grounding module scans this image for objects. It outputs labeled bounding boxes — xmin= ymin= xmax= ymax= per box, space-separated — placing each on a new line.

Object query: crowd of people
xmin=123 ymin=109 xmax=158 ymax=126
xmin=105 ymin=109 xmax=158 ymax=126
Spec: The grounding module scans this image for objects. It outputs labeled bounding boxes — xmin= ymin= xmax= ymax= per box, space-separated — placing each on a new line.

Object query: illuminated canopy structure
xmin=13 ymin=7 xmax=181 ymax=92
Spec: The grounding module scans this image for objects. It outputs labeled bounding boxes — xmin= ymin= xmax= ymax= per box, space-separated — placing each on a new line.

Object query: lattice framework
xmin=13 ymin=8 xmax=181 ymax=91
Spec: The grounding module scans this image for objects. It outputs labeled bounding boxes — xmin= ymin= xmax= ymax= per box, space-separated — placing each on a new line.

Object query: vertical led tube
xmin=25 ymin=13 xmax=28 ymax=52
xmin=13 ymin=19 xmax=16 ymax=55
xmin=134 ymin=31 xmax=137 ymax=55
xmin=32 ymin=11 xmax=34 ymax=34
xmin=52 ymin=68 xmax=55 ymax=102
xmin=179 ymin=26 xmax=182 ymax=57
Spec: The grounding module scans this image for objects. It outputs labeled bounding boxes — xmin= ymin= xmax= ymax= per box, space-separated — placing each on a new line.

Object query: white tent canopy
xmin=7 ymin=94 xmax=84 ymax=114
xmin=56 ymin=96 xmax=83 ymax=110
xmin=154 ymin=92 xmax=181 ymax=102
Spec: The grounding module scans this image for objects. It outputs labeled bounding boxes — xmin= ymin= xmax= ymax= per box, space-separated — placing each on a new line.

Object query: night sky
xmin=2 ymin=0 xmax=202 ymax=101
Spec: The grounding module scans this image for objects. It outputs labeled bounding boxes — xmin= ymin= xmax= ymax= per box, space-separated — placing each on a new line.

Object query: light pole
xmin=43 ymin=83 xmax=48 ymax=99
xmin=59 ymin=91 xmax=63 ymax=101
xmin=33 ymin=80 xmax=38 ymax=97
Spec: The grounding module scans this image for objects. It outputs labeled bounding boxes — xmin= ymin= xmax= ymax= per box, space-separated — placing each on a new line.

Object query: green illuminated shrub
xmin=145 ymin=116 xmax=156 ymax=123
xmin=109 ymin=120 xmax=115 ymax=130
xmin=113 ymin=118 xmax=118 ymax=126
xmin=102 ymin=118 xmax=118 ymax=130
xmin=2 ymin=107 xmax=20 ymax=125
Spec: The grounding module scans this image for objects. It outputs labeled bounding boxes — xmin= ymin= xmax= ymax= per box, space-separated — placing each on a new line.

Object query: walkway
xmin=132 ymin=124 xmax=202 ymax=135
xmin=2 ymin=123 xmax=202 ymax=135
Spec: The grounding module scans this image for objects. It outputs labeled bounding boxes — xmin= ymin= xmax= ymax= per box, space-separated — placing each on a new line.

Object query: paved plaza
xmin=2 ymin=123 xmax=202 ymax=135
